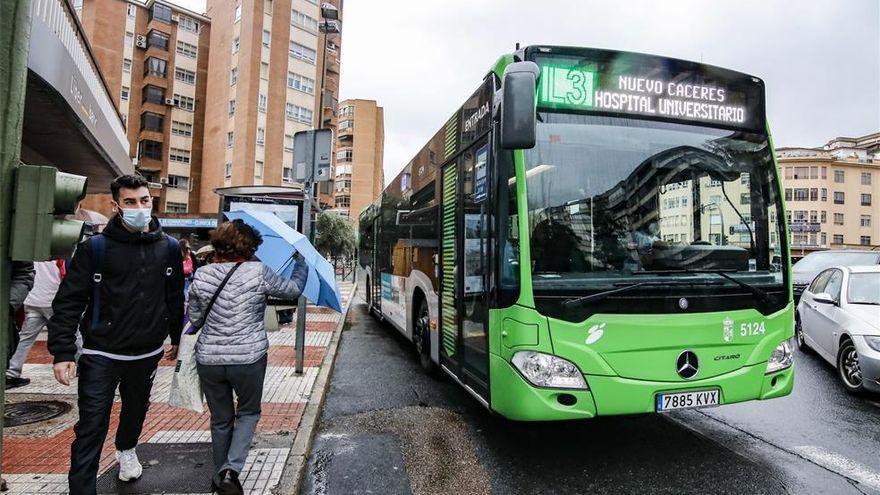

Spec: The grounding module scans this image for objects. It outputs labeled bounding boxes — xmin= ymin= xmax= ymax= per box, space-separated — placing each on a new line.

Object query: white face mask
xmin=120 ymin=207 xmax=152 ymax=230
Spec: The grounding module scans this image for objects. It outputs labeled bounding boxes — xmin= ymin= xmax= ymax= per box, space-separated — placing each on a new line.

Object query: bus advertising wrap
xmin=532 ymin=49 xmax=766 ymax=131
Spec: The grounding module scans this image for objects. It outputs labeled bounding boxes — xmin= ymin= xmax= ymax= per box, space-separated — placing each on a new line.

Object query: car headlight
xmin=511 ymin=351 xmax=588 ymax=389
xmin=864 ymin=336 xmax=880 ymax=353
xmin=766 ymin=338 xmax=793 ymax=374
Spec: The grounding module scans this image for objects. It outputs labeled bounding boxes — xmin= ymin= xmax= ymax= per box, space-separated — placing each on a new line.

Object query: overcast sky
xmin=174 ymin=0 xmax=879 ymax=185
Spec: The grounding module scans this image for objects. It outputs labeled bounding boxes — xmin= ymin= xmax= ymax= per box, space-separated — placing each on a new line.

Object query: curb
xmin=272 ymin=283 xmax=357 ymax=494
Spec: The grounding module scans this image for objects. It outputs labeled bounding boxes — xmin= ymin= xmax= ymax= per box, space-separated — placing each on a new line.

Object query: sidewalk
xmin=2 ymin=280 xmax=355 ymax=495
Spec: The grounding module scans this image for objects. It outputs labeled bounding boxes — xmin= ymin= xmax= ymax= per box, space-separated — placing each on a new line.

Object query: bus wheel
xmin=413 ymin=299 xmax=436 ymax=375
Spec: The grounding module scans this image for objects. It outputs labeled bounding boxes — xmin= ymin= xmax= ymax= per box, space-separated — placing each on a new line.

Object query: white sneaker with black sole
xmin=116 ymin=448 xmax=143 ymax=482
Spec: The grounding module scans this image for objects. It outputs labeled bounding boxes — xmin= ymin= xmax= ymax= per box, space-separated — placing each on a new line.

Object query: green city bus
xmin=358 ymin=45 xmax=793 ymax=420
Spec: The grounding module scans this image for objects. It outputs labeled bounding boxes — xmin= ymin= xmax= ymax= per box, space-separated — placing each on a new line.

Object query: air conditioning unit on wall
xmin=160 ymin=177 xmax=169 ymax=185
xmin=164 ymin=98 xmax=176 ymax=106
xmin=135 ymin=35 xmax=147 ymax=49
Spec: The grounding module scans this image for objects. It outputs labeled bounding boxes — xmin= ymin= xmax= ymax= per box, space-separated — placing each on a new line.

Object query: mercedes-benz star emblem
xmin=676 ymin=350 xmax=699 ymax=380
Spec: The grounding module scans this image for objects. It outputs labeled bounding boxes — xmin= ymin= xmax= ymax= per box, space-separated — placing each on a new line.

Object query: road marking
xmin=794 ymin=445 xmax=880 ymax=491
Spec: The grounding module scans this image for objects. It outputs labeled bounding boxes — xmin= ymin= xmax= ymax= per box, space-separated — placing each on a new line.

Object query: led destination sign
xmin=535 ymin=53 xmax=764 ymax=130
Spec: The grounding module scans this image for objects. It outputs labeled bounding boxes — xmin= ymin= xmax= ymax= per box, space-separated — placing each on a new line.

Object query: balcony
xmin=22 ymin=0 xmax=133 ymax=189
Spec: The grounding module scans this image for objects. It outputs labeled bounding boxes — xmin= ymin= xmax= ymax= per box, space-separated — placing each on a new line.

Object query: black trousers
xmin=69 ymin=353 xmax=162 ymax=495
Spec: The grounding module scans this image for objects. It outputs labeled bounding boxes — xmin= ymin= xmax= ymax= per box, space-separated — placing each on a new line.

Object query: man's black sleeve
xmin=48 ymin=241 xmax=93 ymax=364
xmin=166 ymin=238 xmax=185 ymax=346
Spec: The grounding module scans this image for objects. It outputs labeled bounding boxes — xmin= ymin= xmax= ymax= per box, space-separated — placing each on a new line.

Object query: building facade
xmin=333 ymin=99 xmax=384 ymax=229
xmin=76 ymin=0 xmax=210 ymax=216
xmin=777 ymin=132 xmax=880 ymax=255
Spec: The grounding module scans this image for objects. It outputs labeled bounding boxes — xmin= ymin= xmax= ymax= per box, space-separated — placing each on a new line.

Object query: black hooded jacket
xmin=48 ymin=215 xmax=185 ymax=363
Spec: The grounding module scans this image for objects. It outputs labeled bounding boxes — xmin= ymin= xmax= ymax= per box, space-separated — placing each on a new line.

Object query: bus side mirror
xmin=500 ymin=61 xmax=539 ymax=150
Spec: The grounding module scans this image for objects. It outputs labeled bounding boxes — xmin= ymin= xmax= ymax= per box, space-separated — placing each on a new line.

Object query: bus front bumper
xmin=490 ymin=355 xmax=793 ymax=421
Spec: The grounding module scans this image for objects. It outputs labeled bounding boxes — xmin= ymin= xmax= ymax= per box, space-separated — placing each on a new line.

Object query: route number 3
xmin=740 ymin=321 xmax=766 ymax=337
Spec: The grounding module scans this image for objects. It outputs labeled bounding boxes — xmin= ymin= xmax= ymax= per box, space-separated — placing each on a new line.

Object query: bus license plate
xmin=656 ymin=390 xmax=719 ymax=412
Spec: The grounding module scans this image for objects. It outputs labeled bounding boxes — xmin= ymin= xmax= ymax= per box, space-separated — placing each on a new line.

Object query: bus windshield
xmin=522 ymin=113 xmax=787 ymax=321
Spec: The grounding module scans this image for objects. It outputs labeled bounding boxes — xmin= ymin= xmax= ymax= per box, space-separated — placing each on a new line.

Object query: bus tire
xmin=413 ymin=297 xmax=436 ymax=375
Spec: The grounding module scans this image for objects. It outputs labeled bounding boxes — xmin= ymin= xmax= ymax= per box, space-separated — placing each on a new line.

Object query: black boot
xmin=217 ymin=469 xmax=243 ymax=495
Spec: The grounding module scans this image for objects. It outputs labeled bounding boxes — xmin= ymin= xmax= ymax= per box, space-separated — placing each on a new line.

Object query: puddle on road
xmin=316 ymin=406 xmax=491 ymax=495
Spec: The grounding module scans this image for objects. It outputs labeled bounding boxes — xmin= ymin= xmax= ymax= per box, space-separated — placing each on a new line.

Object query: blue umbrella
xmin=224 ymin=209 xmax=342 ymax=312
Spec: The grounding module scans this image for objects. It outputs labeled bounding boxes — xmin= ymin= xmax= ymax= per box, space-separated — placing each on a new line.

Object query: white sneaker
xmin=116 ymin=448 xmax=143 ymax=482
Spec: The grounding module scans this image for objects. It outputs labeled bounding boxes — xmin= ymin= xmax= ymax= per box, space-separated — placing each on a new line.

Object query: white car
xmin=795 ymin=265 xmax=880 ymax=394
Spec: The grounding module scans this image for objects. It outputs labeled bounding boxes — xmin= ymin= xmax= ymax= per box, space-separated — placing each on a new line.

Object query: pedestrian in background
xmin=6 ymin=260 xmax=68 ymax=388
xmin=48 ymin=174 xmax=185 ymax=495
xmin=180 ymin=238 xmax=199 ymax=298
xmin=187 ymin=219 xmax=307 ymax=495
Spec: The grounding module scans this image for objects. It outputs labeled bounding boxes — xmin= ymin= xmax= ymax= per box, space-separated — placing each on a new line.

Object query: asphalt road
xmin=302 ymin=300 xmax=880 ymax=495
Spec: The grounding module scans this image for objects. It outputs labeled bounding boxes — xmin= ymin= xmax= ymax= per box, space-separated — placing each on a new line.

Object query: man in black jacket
xmin=48 ymin=174 xmax=184 ymax=495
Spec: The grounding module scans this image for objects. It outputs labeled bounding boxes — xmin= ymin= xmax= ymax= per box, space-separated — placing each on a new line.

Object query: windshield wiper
xmin=561 ymin=280 xmax=722 ymax=308
xmin=634 ymin=269 xmax=771 ymax=305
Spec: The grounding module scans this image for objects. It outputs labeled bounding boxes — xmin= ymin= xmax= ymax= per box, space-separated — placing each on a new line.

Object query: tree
xmin=314 ymin=210 xmax=356 ymax=260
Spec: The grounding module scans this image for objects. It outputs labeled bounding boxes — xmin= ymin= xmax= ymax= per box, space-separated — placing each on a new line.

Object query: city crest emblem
xmin=723 ymin=317 xmax=734 ymax=342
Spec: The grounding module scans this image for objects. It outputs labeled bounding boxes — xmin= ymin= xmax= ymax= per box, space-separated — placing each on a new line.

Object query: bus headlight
xmin=511 ymin=351 xmax=588 ymax=389
xmin=765 ymin=339 xmax=793 ymax=374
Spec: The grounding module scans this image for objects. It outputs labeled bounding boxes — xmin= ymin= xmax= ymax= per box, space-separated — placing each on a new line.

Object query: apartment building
xmin=334 ymin=99 xmax=384 ymax=229
xmin=778 ymin=132 xmax=880 ymax=254
xmin=200 ymin=0 xmax=337 ymax=213
xmin=76 ymin=0 xmax=210 ymax=216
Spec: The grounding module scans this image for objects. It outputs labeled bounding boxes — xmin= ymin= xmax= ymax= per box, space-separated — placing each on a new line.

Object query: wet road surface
xmin=302 ymin=300 xmax=880 ymax=494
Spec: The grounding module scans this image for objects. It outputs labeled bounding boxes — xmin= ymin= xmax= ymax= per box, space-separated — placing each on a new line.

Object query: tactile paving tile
xmin=2 ymin=473 xmax=69 ymax=494
xmin=148 ymin=430 xmax=212 ymax=444
xmin=261 ymin=366 xmax=319 ymax=403
xmin=267 ymin=330 xmax=332 ymax=347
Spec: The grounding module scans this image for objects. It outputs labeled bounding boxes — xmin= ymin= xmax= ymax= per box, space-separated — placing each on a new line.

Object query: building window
xmin=285 ymin=103 xmax=313 ymax=124
xmin=150 ymin=3 xmax=172 ymax=22
xmin=121 ymin=115 xmax=127 ymax=128
xmin=335 ymin=164 xmax=351 ymax=176
xmin=833 ymin=213 xmax=844 ymax=225
xmin=861 ymin=193 xmax=872 ymax=206
xmin=228 ymin=99 xmax=236 ymax=115
xmin=336 ymin=149 xmax=352 ymax=162
xmin=258 ymin=93 xmax=267 ymax=112
xmin=821 ymin=188 xmax=827 ymax=201
xmin=171 ymin=120 xmax=193 ymax=137
xmin=174 ymin=94 xmax=195 ymax=111
xmin=142 ymin=85 xmax=165 ymax=104
xmin=792 ymin=188 xmax=808 ymax=201
xmin=809 ymin=210 xmax=818 ymax=223
xmin=225 ymin=162 xmax=233 ymax=179
xmin=861 ymin=236 xmax=872 ymax=246
xmin=291 ymin=9 xmax=318 ymax=32
xmin=144 ymin=57 xmax=167 ymax=78
xmin=230 ymin=67 xmax=238 ymax=85
xmin=286 ymin=71 xmax=315 ymax=94
xmin=262 ymin=29 xmax=271 ymax=47
xmin=140 ymin=111 xmax=163 ymax=131
xmin=120 ymin=86 xmax=130 ymax=101
xmin=335 ymin=195 xmax=351 ymax=208
xmin=169 ymin=147 xmax=191 ymax=164
xmin=833 ymin=234 xmax=844 ymax=244
xmin=282 ymin=166 xmax=293 ymax=183
xmin=265 ymin=0 xmax=273 ymax=14
xmin=340 ymin=105 xmax=354 ymax=117
xmin=820 ymin=210 xmax=827 ymax=223
xmin=862 ymin=172 xmax=873 ymax=185
xmin=793 ymin=166 xmax=808 ymax=179
xmin=834 ymin=191 xmax=845 ymax=204
xmin=289 ymin=42 xmax=316 ymax=63
xmin=834 ymin=170 xmax=844 ymax=183
xmin=123 ymin=58 xmax=132 ymax=72
xmin=166 ymin=175 xmax=190 ymax=190
xmin=227 ymin=131 xmax=234 ymax=148
xmin=176 ymin=41 xmax=198 ymax=58
xmin=821 ymin=166 xmax=827 ymax=179
xmin=125 ymin=31 xmax=134 ymax=46
xmin=820 ymin=232 xmax=826 ymax=245
xmin=784 ymin=167 xmax=792 ymax=180
xmin=175 ymin=68 xmax=196 ymax=85
xmin=178 ymin=15 xmax=199 ymax=33
xmin=861 ymin=215 xmax=871 ymax=228
xmin=784 ymin=188 xmax=791 ymax=202
xmin=256 ymin=127 xmax=265 ymax=145
xmin=147 ymin=30 xmax=169 ymax=50
xmin=284 ymin=134 xmax=294 ymax=151
xmin=138 ymin=140 xmax=162 ymax=160
xmin=234 ymin=4 xmax=241 ymax=22
xmin=809 ymin=188 xmax=818 ymax=201
xmin=232 ymin=36 xmax=240 ymax=54
xmin=165 ymin=201 xmax=188 ymax=213
xmin=260 ymin=62 xmax=269 ymax=80
xmin=255 ymin=160 xmax=264 ymax=180
xmin=127 ymin=4 xmax=136 ymax=17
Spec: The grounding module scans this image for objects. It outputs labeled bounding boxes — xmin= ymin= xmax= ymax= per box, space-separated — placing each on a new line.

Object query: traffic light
xmin=10 ymin=165 xmax=88 ymax=261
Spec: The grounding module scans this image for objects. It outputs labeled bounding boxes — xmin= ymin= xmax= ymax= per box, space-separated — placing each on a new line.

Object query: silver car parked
xmin=795 ymin=265 xmax=880 ymax=394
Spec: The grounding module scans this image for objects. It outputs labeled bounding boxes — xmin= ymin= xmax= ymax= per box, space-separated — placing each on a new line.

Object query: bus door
xmin=440 ymin=140 xmax=491 ymax=400
xmin=371 ymin=215 xmax=381 ymax=311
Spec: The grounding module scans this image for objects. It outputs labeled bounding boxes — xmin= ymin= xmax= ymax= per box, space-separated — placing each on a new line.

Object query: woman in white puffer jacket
xmin=187 ymin=219 xmax=307 ymax=495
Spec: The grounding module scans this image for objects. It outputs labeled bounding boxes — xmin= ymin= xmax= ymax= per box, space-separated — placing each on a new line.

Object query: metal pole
xmin=0 ymin=0 xmax=33 ymax=476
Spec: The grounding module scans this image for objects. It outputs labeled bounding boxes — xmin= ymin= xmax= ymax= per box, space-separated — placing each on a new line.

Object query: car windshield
xmin=794 ymin=252 xmax=879 ymax=273
xmin=522 ymin=113 xmax=787 ymax=320
xmin=847 ymin=273 xmax=880 ymax=305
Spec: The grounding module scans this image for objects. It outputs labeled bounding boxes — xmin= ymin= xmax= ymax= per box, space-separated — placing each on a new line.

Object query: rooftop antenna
xmin=515 ymin=42 xmax=520 ymax=50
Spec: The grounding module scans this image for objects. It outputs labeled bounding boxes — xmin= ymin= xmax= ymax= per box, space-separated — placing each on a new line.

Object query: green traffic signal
xmin=10 ymin=165 xmax=88 ymax=261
